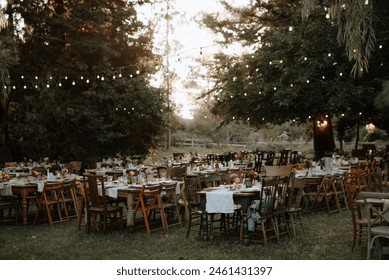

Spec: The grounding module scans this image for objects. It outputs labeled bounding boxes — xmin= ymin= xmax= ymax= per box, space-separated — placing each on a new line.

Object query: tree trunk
xmin=0 ymin=95 xmax=12 ymax=162
xmin=312 ymin=115 xmax=336 ymax=160
xmin=355 ymin=120 xmax=360 ymax=150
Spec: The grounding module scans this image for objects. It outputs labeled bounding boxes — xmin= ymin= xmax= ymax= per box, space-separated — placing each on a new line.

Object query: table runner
xmin=205 ymin=188 xmax=234 ymax=213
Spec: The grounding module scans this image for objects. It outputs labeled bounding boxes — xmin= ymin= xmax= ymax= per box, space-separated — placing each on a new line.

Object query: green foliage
xmin=203 ymin=3 xmax=377 ymax=127
xmin=1 ymin=0 xmax=168 ymax=162
xmin=302 ymin=0 xmax=376 ymax=78
xmin=202 ymin=1 xmax=389 ymax=153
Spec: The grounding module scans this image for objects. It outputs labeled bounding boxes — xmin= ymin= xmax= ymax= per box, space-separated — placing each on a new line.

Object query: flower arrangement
xmin=0 ymin=171 xmax=10 ymax=181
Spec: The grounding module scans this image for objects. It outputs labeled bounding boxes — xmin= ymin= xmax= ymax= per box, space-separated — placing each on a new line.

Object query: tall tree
xmin=302 ymin=0 xmax=376 ymax=78
xmin=202 ymin=0 xmax=386 ymax=159
xmin=1 ymin=0 xmax=168 ymax=162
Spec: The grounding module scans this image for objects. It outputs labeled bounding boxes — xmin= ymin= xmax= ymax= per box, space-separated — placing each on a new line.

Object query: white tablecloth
xmin=206 ymin=188 xmax=234 ymax=213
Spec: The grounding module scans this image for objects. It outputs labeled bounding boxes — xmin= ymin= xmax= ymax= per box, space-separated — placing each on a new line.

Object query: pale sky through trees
xmin=139 ymin=0 xmax=250 ymax=119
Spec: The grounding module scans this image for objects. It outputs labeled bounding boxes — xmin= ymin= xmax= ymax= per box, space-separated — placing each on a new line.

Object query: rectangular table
xmin=198 ymin=188 xmax=260 ymax=245
xmin=104 ymin=180 xmax=179 ymax=231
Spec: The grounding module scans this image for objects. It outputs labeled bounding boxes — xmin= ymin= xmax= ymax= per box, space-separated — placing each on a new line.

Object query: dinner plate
xmin=162 ymin=180 xmax=175 ymax=184
xmin=240 ymin=188 xmax=261 ymax=192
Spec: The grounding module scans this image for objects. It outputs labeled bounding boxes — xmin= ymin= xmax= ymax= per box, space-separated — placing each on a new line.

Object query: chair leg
xmin=86 ymin=212 xmax=91 ymax=233
xmin=46 ymin=205 xmax=54 ymax=225
xmin=142 ymin=208 xmax=151 ymax=235
xmin=186 ymin=214 xmax=192 ymax=238
xmin=260 ymin=221 xmax=267 ymax=245
xmin=289 ymin=213 xmax=296 ymax=237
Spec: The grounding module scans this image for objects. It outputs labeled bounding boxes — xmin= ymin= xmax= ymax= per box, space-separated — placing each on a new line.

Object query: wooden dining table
xmin=198 ymin=187 xmax=260 ymax=245
xmin=116 ymin=186 xmax=141 ymax=232
xmin=103 ymin=179 xmax=180 ymax=231
xmin=10 ymin=177 xmax=78 ymax=225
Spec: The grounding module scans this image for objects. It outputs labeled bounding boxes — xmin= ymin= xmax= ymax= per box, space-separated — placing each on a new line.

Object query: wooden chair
xmin=48 ymin=164 xmax=61 ymax=174
xmin=70 ymin=161 xmax=82 ymax=175
xmin=343 ymin=171 xmax=361 ymax=207
xmin=287 ymin=176 xmax=307 ymax=236
xmin=134 ymin=183 xmax=167 ymax=235
xmin=34 ymin=181 xmax=70 ymax=225
xmin=168 ymin=165 xmax=186 ymax=181
xmin=264 ymin=151 xmax=275 ymax=166
xmin=315 ymin=175 xmax=340 ymax=214
xmin=254 ymin=152 xmax=264 ymax=172
xmin=203 ymin=174 xmax=222 ymax=188
xmin=272 ymin=176 xmax=290 ymax=240
xmin=250 ymin=177 xmax=279 ymax=244
xmin=179 ymin=176 xmax=202 ymax=221
xmin=31 ymin=166 xmax=47 ymax=176
xmin=0 ymin=195 xmax=21 ymax=224
xmin=62 ymin=179 xmax=80 ymax=219
xmin=156 ymin=166 xmax=168 ymax=179
xmin=62 ymin=163 xmax=74 ymax=174
xmin=333 ymin=174 xmax=349 ymax=211
xmin=289 ymin=151 xmax=300 ymax=165
xmin=184 ymin=183 xmax=204 ymax=238
xmin=302 ymin=176 xmax=323 ymax=212
xmin=350 ymin=201 xmax=370 ymax=251
xmin=367 ymin=171 xmax=384 ymax=192
xmin=83 ymin=173 xmax=123 ymax=233
xmin=277 ymin=150 xmax=289 ymax=165
xmin=228 ymin=167 xmax=242 ymax=182
xmin=162 ymin=181 xmax=182 ymax=227
xmin=359 ymin=192 xmax=389 ymax=259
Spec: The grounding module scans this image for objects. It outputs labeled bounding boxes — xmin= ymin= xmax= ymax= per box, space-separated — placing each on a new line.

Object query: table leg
xmin=241 ymin=211 xmax=249 ymax=245
xmin=20 ymin=192 xmax=28 ymax=225
xmin=126 ymin=192 xmax=135 ymax=232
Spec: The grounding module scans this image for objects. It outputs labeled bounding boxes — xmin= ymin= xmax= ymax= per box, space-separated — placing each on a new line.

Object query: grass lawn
xmin=0 ymin=209 xmax=368 ymax=260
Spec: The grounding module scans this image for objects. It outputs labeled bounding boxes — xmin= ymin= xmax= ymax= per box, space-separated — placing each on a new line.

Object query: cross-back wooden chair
xmin=359 ymin=192 xmax=389 ymax=259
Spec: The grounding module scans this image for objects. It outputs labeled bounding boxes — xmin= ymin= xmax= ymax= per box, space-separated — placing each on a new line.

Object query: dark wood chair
xmin=83 ymin=173 xmax=123 ymax=233
xmin=70 ymin=161 xmax=82 ymax=175
xmin=264 ymin=151 xmax=275 ymax=166
xmin=277 ymin=150 xmax=289 ymax=165
xmin=287 ymin=176 xmax=307 ymax=236
xmin=289 ymin=151 xmax=300 ymax=165
xmin=162 ymin=181 xmax=182 ymax=227
xmin=0 ymin=195 xmax=21 ymax=224
xmin=250 ymin=177 xmax=279 ymax=244
xmin=184 ymin=183 xmax=204 ymax=238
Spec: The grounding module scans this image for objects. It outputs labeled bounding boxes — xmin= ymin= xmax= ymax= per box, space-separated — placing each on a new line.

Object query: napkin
xmin=37 ymin=181 xmax=44 ymax=192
